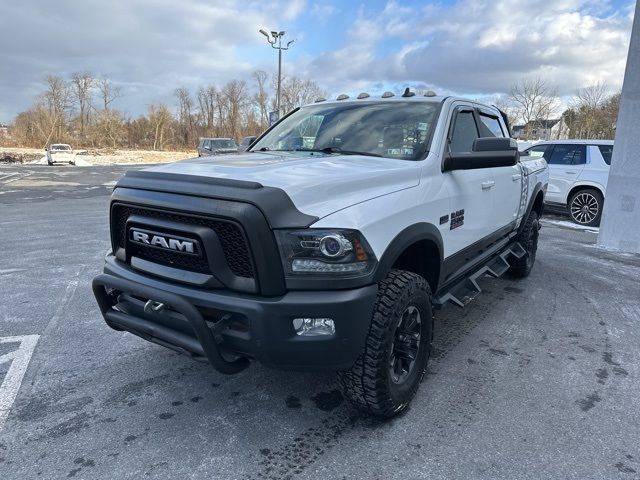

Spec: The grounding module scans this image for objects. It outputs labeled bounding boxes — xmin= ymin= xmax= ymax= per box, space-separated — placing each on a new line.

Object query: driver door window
xmin=449 ymin=110 xmax=479 ymax=153
xmin=548 ymin=144 xmax=584 ymax=165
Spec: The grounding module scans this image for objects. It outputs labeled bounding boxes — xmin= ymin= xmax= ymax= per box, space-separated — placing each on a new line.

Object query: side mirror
xmin=443 ymin=137 xmax=519 ymax=172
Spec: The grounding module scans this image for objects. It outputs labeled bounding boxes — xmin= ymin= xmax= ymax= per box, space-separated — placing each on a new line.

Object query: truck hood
xmin=147 ymin=152 xmax=421 ymax=219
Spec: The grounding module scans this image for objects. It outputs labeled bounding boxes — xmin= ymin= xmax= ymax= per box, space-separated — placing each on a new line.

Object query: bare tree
xmin=71 ymin=71 xmax=94 ymax=143
xmin=97 ymin=76 xmax=122 ymax=111
xmin=509 ymin=78 xmax=560 ymax=139
xmin=7 ymin=72 xmax=331 ymax=150
xmin=493 ymin=95 xmax=519 ymax=130
xmin=197 ymin=85 xmax=217 ymax=134
xmin=221 ymin=80 xmax=248 ymax=140
xmin=278 ymin=76 xmax=326 ymax=115
xmin=93 ymin=109 xmax=125 ymax=148
xmin=41 ymin=75 xmax=74 ymax=146
xmin=252 ymin=70 xmax=270 ymax=128
xmin=574 ymin=82 xmax=608 ymax=110
xmin=174 ymin=87 xmax=195 ymax=146
xmin=148 ymin=104 xmax=173 ymax=150
xmin=569 ymin=82 xmax=610 ymax=138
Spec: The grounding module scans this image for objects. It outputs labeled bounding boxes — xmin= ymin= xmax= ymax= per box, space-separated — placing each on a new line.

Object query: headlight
xmin=274 ymin=229 xmax=377 ymax=277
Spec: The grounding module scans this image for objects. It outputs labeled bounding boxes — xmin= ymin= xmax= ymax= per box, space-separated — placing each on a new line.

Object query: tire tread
xmin=338 ymin=269 xmax=433 ymax=417
xmin=510 ymin=210 xmax=539 ymax=277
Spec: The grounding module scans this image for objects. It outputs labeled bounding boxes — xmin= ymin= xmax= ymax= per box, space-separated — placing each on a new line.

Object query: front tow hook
xmin=144 ymin=300 xmax=165 ymax=314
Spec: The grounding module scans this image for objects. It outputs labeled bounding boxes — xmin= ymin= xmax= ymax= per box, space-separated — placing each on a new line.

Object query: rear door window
xmin=571 ymin=145 xmax=586 ymax=165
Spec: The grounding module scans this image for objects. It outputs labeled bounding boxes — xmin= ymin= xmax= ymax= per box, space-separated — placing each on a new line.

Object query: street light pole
xmin=259 ymin=29 xmax=294 ymax=121
xmin=277 ymin=38 xmax=282 ymax=116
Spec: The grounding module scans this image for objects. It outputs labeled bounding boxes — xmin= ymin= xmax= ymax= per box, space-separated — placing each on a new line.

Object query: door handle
xmin=512 ymin=174 xmax=522 ymax=181
xmin=481 ymin=181 xmax=495 ymax=190
xmin=565 ymin=171 xmax=577 ymax=174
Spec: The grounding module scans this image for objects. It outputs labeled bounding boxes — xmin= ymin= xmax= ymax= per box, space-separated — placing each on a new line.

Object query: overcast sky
xmin=0 ymin=0 xmax=635 ymax=122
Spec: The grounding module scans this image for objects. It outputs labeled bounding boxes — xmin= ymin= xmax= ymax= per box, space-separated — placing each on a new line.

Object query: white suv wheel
xmin=569 ymin=190 xmax=602 ymax=226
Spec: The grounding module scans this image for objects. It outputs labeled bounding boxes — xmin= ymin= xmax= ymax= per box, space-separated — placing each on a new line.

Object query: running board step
xmin=434 ymin=242 xmax=526 ymax=308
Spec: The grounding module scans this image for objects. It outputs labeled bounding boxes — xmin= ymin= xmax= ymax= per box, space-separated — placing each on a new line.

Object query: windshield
xmin=251 ymin=101 xmax=439 ymax=160
xmin=211 ymin=139 xmax=237 ymax=149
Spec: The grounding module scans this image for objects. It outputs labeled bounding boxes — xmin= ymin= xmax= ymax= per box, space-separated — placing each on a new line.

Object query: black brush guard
xmin=92 ymin=273 xmax=249 ymax=374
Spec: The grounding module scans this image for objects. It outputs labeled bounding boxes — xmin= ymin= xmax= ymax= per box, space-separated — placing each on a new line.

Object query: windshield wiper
xmin=295 ymin=147 xmax=382 ymax=158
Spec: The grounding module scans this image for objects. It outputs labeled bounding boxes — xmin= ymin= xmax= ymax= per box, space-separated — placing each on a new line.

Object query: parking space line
xmin=0 ymin=173 xmax=20 ymax=182
xmin=0 ymin=172 xmax=29 ymax=185
xmin=0 ymin=335 xmax=40 ymax=430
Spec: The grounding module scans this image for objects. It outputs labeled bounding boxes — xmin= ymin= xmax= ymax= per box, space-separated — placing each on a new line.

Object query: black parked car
xmin=238 ymin=135 xmax=257 ymax=152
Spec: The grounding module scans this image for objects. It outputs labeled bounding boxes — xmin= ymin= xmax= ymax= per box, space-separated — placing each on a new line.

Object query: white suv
xmin=523 ymin=140 xmax=613 ymax=226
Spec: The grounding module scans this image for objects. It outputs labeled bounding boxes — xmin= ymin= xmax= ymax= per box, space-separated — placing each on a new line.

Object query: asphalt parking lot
xmin=1 ymin=164 xmax=639 ymax=479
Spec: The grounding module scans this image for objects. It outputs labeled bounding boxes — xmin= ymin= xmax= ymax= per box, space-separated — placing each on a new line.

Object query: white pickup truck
xmin=93 ymin=92 xmax=548 ymax=417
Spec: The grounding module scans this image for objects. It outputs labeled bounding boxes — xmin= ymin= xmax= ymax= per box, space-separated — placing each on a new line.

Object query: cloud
xmin=307 ymin=0 xmax=634 ymax=97
xmin=0 ymin=0 xmax=307 ymax=120
xmin=0 ymin=0 xmax=634 ymax=121
xmin=283 ymin=0 xmax=307 ymax=20
xmin=311 ymin=3 xmax=337 ymax=21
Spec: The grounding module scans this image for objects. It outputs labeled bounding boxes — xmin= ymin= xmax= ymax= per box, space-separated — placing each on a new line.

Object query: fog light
xmin=292 ymin=318 xmax=335 ymax=336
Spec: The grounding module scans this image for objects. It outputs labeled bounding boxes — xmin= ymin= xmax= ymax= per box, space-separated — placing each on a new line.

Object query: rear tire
xmin=509 ymin=210 xmax=539 ymax=278
xmin=338 ymin=269 xmax=433 ymax=418
xmin=568 ymin=189 xmax=603 ymax=226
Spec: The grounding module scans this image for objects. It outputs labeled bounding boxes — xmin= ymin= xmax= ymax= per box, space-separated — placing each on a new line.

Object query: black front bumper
xmin=93 ymin=255 xmax=377 ymax=373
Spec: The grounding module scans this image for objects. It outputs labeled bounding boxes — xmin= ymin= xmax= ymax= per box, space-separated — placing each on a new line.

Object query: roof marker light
xmin=424 ymin=90 xmax=437 ymax=97
xmin=381 ymin=91 xmax=395 ymax=98
xmin=357 ymin=92 xmax=370 ymax=99
xmin=336 ymin=94 xmax=350 ymax=100
xmin=314 ymin=97 xmax=326 ymax=103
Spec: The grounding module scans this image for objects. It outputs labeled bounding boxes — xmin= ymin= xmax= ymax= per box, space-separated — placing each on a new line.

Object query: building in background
xmin=512 ymin=118 xmax=568 ymax=141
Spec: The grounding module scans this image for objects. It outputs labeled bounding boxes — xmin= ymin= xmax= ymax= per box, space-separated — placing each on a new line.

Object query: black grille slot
xmin=112 ymin=204 xmax=254 ymax=278
xmin=131 ymin=244 xmax=210 ymax=274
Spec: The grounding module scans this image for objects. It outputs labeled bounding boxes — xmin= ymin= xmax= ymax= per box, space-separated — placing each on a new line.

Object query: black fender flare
xmin=373 ymin=223 xmax=444 ymax=285
xmin=519 ymin=182 xmax=545 ymax=235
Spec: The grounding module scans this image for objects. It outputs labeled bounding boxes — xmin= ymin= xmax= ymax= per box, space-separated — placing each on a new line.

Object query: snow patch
xmin=542 ymin=219 xmax=599 ymax=233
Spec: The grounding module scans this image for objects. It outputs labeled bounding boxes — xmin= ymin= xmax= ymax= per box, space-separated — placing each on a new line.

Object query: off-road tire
xmin=509 ymin=210 xmax=539 ymax=278
xmin=338 ymin=269 xmax=433 ymax=418
xmin=568 ymin=188 xmax=603 ymax=227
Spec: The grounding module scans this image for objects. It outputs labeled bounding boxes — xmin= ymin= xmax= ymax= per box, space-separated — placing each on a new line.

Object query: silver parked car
xmin=197 ymin=138 xmax=239 ymax=157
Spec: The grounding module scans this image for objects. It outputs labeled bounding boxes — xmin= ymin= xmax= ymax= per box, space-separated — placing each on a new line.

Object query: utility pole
xmin=259 ymin=29 xmax=294 ymax=123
